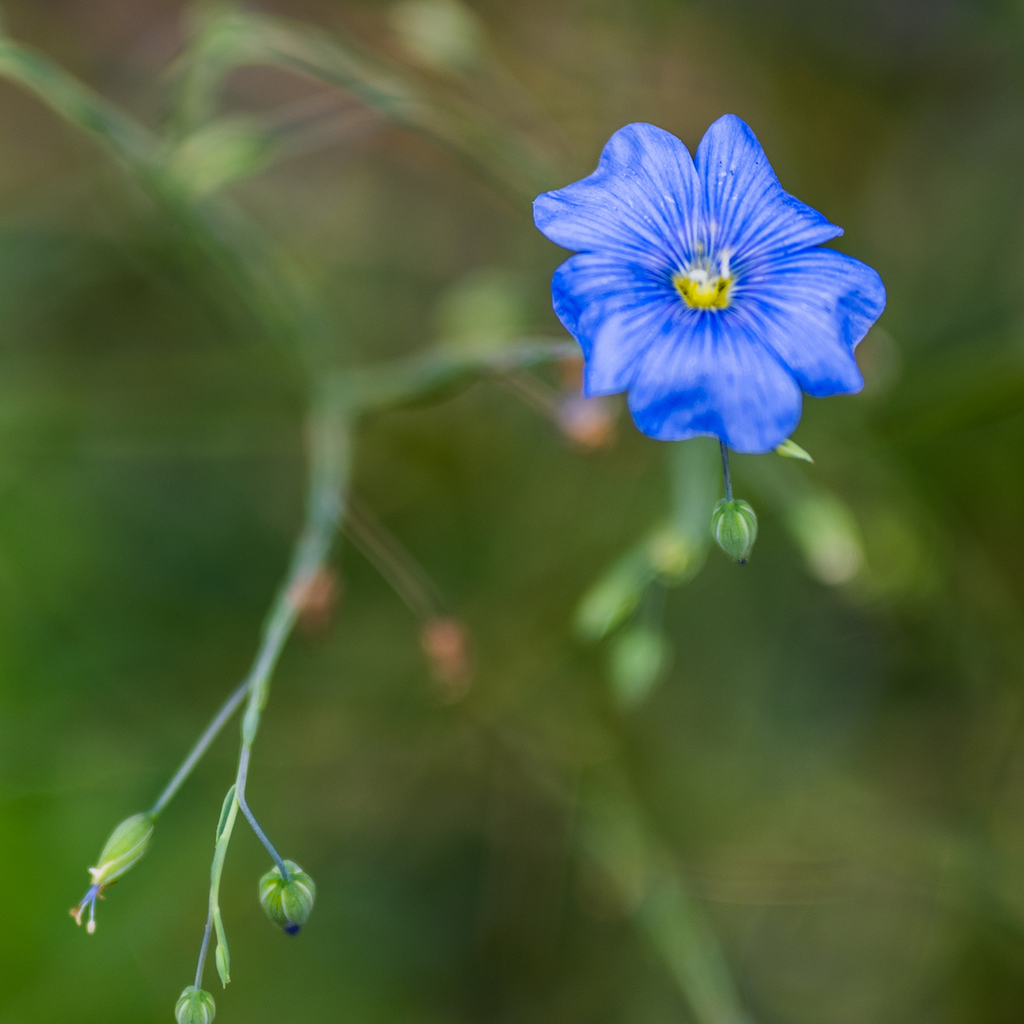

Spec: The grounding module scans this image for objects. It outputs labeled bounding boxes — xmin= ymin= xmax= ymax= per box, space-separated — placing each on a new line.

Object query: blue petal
xmin=552 ymin=253 xmax=679 ymax=394
xmin=534 ymin=123 xmax=701 ymax=265
xmin=627 ymin=311 xmax=803 ymax=453
xmin=737 ymin=248 xmax=886 ymax=396
xmin=696 ymin=115 xmax=843 ymax=261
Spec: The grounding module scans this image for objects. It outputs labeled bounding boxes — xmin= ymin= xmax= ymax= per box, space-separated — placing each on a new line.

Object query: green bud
xmin=90 ymin=812 xmax=154 ymax=889
xmin=609 ymin=626 xmax=671 ymax=708
xmin=214 ymin=941 xmax=230 ymax=987
xmin=786 ymin=493 xmax=863 ymax=585
xmin=433 ymin=268 xmax=527 ymax=354
xmin=711 ymin=499 xmax=758 ymax=563
xmin=575 ymin=550 xmax=657 ymax=642
xmin=259 ymin=861 xmax=316 ymax=934
xmin=175 ymin=986 xmax=216 ymax=1024
xmin=166 ymin=121 xmax=274 ymax=201
xmin=646 ymin=527 xmax=692 ymax=579
xmin=389 ymin=0 xmax=486 ymax=74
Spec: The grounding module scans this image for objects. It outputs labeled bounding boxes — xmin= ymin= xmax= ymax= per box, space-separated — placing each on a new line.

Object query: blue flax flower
xmin=533 ymin=115 xmax=886 ymax=453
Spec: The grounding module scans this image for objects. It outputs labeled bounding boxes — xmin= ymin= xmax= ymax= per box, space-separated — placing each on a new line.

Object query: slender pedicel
xmin=149 ymin=679 xmax=252 ymax=819
xmin=235 ymin=746 xmax=290 ymax=881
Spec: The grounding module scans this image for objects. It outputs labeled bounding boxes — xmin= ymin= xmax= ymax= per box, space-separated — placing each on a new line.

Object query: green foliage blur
xmin=2 ymin=1 xmax=1024 ymax=1023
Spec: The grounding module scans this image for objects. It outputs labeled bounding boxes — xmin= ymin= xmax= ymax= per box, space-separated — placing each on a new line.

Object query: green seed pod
xmin=90 ymin=812 xmax=155 ymax=889
xmin=259 ymin=861 xmax=316 ymax=934
xmin=175 ymin=986 xmax=216 ymax=1024
xmin=711 ymin=499 xmax=758 ymax=563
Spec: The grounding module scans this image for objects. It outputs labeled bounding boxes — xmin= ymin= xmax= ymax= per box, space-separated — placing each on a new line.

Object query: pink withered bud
xmin=420 ymin=617 xmax=472 ymax=703
xmin=289 ymin=567 xmax=341 ymax=635
xmin=556 ymin=395 xmax=617 ymax=450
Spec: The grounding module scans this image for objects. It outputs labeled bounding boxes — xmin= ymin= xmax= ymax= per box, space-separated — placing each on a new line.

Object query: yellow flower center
xmin=673 ymin=249 xmax=733 ymax=310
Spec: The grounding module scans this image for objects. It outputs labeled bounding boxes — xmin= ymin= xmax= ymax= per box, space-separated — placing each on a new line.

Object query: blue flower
xmin=533 ymin=115 xmax=886 ymax=453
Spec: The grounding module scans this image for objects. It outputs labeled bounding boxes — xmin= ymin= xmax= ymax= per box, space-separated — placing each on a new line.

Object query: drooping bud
xmin=71 ymin=812 xmax=155 ymax=933
xmin=258 ymin=861 xmax=316 ymax=934
xmin=175 ymin=986 xmax=216 ymax=1024
xmin=711 ymin=499 xmax=758 ymax=563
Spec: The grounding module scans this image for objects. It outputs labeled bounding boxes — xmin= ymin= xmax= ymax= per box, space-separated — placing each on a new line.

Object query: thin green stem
xmin=148 ymin=678 xmax=250 ymax=819
xmin=235 ymin=746 xmax=290 ymax=880
xmin=195 ymin=910 xmax=213 ymax=988
xmin=194 ymin=403 xmax=350 ymax=986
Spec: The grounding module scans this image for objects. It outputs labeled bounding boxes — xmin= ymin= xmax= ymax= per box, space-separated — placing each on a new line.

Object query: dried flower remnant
xmin=71 ymin=812 xmax=154 ymax=933
xmin=421 ymin=616 xmax=472 ymax=702
xmin=554 ymin=354 xmax=617 ymax=448
xmin=289 ymin=567 xmax=341 ymax=635
xmin=556 ymin=394 xmax=617 ymax=449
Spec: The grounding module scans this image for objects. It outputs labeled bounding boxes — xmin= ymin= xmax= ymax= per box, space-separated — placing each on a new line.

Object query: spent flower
xmin=533 ymin=115 xmax=886 ymax=453
xmin=71 ymin=812 xmax=154 ymax=933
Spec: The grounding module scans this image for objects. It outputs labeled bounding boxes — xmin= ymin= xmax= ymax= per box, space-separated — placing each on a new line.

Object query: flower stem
xmin=719 ymin=439 xmax=733 ymax=502
xmin=194 ymin=910 xmax=213 ymax=988
xmin=192 ymin=402 xmax=350 ymax=988
xmin=148 ymin=679 xmax=250 ymax=819
xmin=236 ymin=746 xmax=290 ymax=880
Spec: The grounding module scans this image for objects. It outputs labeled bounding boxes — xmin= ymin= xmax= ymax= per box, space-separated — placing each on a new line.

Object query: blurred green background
xmin=3 ymin=1 xmax=1024 ymax=1022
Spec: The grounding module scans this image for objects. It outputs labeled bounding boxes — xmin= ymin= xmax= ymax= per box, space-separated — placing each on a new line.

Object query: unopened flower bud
xmin=711 ymin=499 xmax=758 ymax=563
xmin=175 ymin=986 xmax=216 ymax=1024
xmin=259 ymin=861 xmax=316 ymax=934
